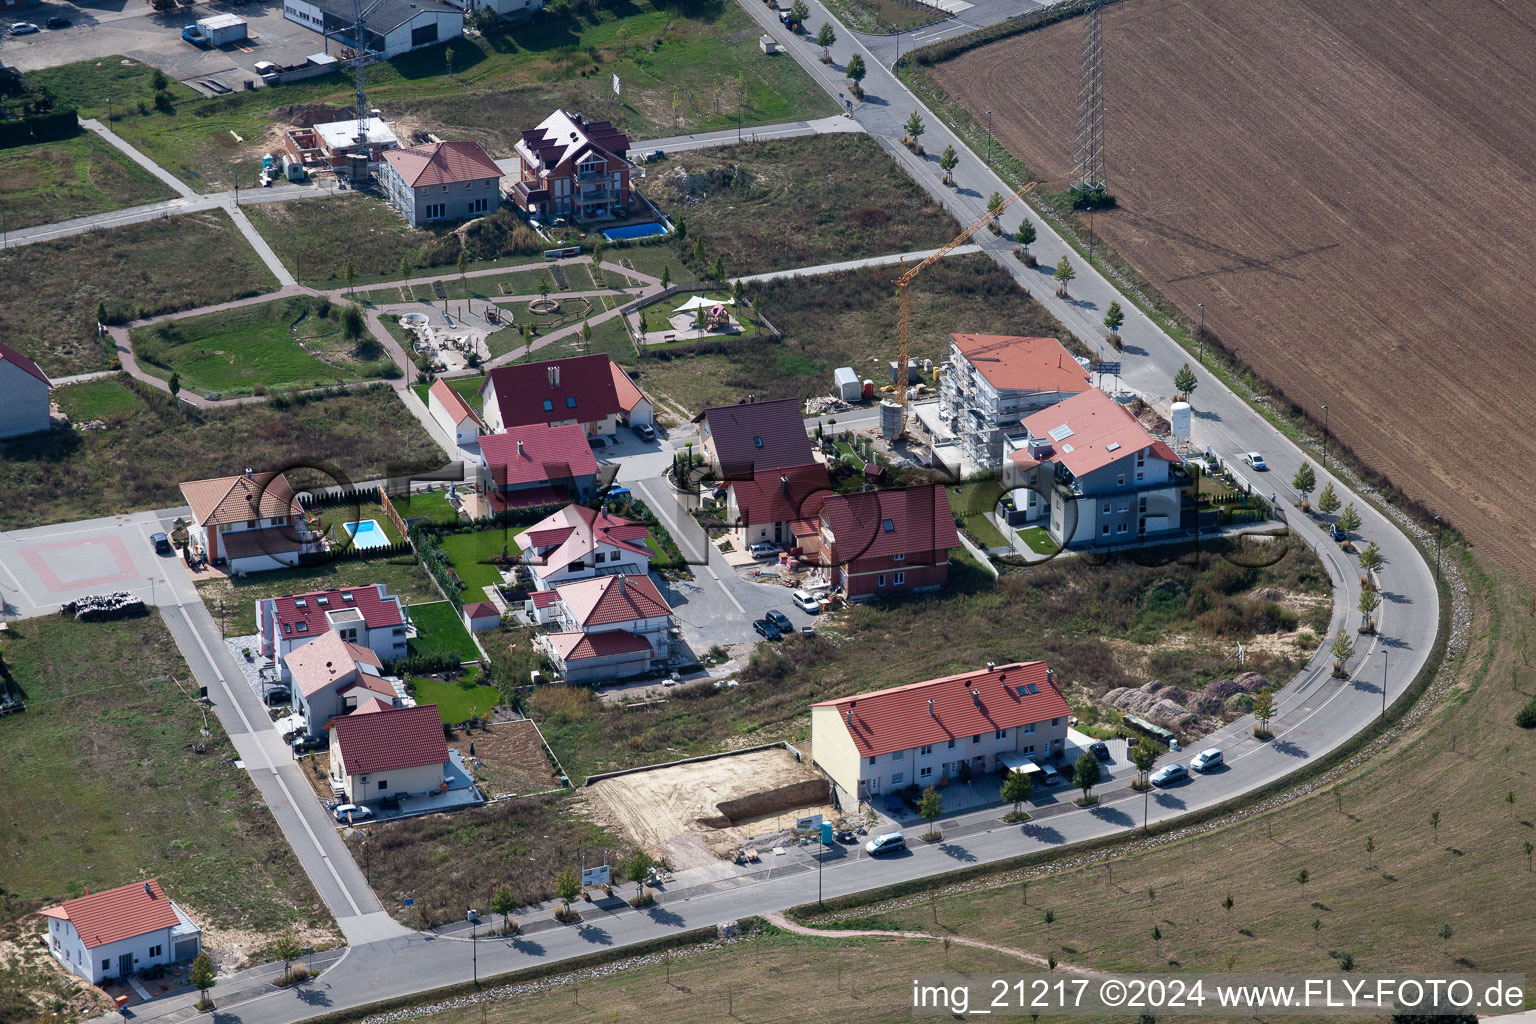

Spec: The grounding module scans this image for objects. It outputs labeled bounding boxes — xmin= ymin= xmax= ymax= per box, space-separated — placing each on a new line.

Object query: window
xmin=919 ymin=744 xmax=932 ymax=755
xmin=894 ymin=572 xmax=905 ymax=585
xmin=893 ymin=552 xmax=906 ymax=562
xmin=565 ymin=396 xmax=577 ymax=408
xmin=1117 ymin=522 xmax=1128 ymax=533
xmin=920 ymin=766 xmax=933 ymax=779
xmin=52 ymin=937 xmax=59 ymax=951
xmin=1139 ymin=497 xmax=1148 ymax=513
xmin=470 ymin=196 xmax=488 ymax=214
xmin=594 ymin=551 xmax=605 ymax=563
xmin=1023 ymin=743 xmax=1035 ymax=754
xmin=1117 ymin=473 xmax=1126 ymax=486
xmin=995 ymin=729 xmax=1007 ymax=739
xmin=972 ymin=734 xmax=981 ymax=744
xmin=753 ymin=436 xmax=763 ymax=448
xmin=246 ymin=519 xmax=256 ymax=528
xmin=947 ymin=738 xmax=956 ymax=748
xmin=102 ymin=960 xmax=110 ymax=972
xmin=377 ymin=780 xmax=388 ymax=791
xmin=1102 ymin=524 xmax=1110 ymax=535
xmin=867 ymin=755 xmax=877 ymax=766
xmin=891 ymin=772 xmax=904 ymax=785
xmin=1023 ymin=723 xmax=1035 ymax=734
xmin=441 ymin=185 xmax=449 ymax=194
xmin=148 ymin=945 xmax=162 ymax=958
xmin=543 ymin=399 xmax=554 ymax=411
xmin=464 ymin=181 xmax=472 ymax=190
xmin=882 ymin=518 xmax=895 ymax=532
xmin=1051 ymin=717 xmax=1061 ymax=727
xmin=295 ymin=622 xmax=307 ymax=633
xmin=892 ymin=750 xmax=904 ymax=761
xmin=877 ymin=574 xmax=887 ymax=587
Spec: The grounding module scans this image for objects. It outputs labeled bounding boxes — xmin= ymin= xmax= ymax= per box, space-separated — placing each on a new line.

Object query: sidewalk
xmin=735 ymin=243 xmax=982 ymax=284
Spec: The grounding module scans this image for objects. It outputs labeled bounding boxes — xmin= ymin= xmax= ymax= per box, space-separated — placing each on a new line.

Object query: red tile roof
xmin=180 ymin=471 xmax=303 ymax=527
xmin=483 ymin=354 xmax=632 ymax=430
xmin=1019 ymin=388 xmax=1181 ymax=479
xmin=0 ymin=340 xmax=50 ymax=387
xmin=480 ymin=422 xmax=598 ymax=488
xmin=383 ymin=141 xmax=502 ymax=188
xmin=545 ymin=629 xmax=654 ymax=662
xmin=266 ymin=585 xmax=404 ymax=642
xmin=528 ymin=589 xmax=561 ymax=609
xmin=950 ymin=334 xmax=1091 ymax=395
xmin=555 ymin=574 xmax=670 ymax=628
xmin=729 ymin=462 xmax=832 ymax=526
xmin=463 ymin=601 xmax=500 ymax=619
xmin=520 ymin=504 xmax=651 ymax=569
xmin=219 ymin=526 xmax=308 ymax=561
xmin=486 ymin=484 xmax=569 ymax=511
xmin=429 ymin=378 xmax=483 ymax=428
xmin=813 ymin=662 xmax=1068 ymax=758
xmin=39 ymin=880 xmax=182 ymax=949
xmin=331 ymin=703 xmax=449 ymax=775
xmin=700 ymin=398 xmax=814 ymax=477
xmin=817 ymin=484 xmax=960 ymax=563
xmin=610 ymin=363 xmax=647 ymax=414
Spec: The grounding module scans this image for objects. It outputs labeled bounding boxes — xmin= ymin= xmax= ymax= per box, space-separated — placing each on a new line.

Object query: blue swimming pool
xmin=343 ymin=519 xmax=391 ymax=550
xmin=604 ymin=221 xmax=668 ymax=242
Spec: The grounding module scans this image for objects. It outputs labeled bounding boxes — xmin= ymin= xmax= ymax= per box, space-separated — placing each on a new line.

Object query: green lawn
xmin=130 ymin=295 xmax=398 ymax=397
xmin=1016 ymin=525 xmax=1061 ymax=555
xmin=0 ymin=616 xmax=333 ymax=944
xmin=0 ymin=210 xmax=278 ymax=377
xmin=411 ymin=373 xmax=484 ymax=411
xmin=0 ymin=132 xmax=175 ymax=231
xmin=53 ymin=376 xmax=145 ymax=421
xmin=406 ymin=600 xmax=482 ymax=662
xmin=195 ymin=556 xmax=445 ymax=620
xmin=42 ymin=0 xmax=833 ymax=195
xmin=310 ymin=500 xmax=406 ymax=547
xmin=946 ymin=480 xmax=1009 ymax=548
xmin=438 ymin=527 xmax=526 ymax=595
xmin=408 ymin=666 xmax=502 ymax=722
xmin=392 ymin=489 xmax=465 ymax=526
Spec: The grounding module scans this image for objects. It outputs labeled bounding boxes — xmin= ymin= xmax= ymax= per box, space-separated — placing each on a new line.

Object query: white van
xmin=792 ymin=589 xmax=820 ymax=613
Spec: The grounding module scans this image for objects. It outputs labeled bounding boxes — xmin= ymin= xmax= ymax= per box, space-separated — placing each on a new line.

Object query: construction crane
xmin=340 ymin=0 xmax=389 ymax=176
xmin=890 ymin=179 xmax=1038 ymax=436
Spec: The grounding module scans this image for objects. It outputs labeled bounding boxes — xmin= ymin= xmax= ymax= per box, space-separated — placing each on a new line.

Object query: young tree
xmin=1251 ymin=686 xmax=1276 ymax=736
xmin=580 ymin=319 xmax=592 ymax=348
xmin=1430 ymin=809 xmax=1441 ymax=838
xmin=987 ymin=189 xmax=1005 ymax=220
xmin=1053 ymin=255 xmax=1076 ymax=296
xmin=445 ymin=45 xmax=456 ymax=74
xmin=1173 ymin=362 xmax=1198 ymax=399
xmin=1317 ymin=481 xmax=1341 ymax=516
xmin=731 ymin=278 xmax=745 ymax=306
xmin=711 ymin=255 xmax=725 ymax=282
xmin=692 ymin=237 xmax=707 ymax=265
xmin=269 ymin=932 xmax=303 ymax=984
xmin=1296 ymin=868 xmax=1309 ymax=885
xmin=1017 ymin=217 xmax=1037 ymax=253
xmin=1001 ymin=770 xmax=1033 ymax=819
xmin=1104 ymin=300 xmax=1125 ymax=332
xmin=1131 ymin=739 xmax=1159 ymax=788
xmin=490 ymin=884 xmax=515 ymax=934
xmin=151 ymin=68 xmax=170 ymax=92
xmin=938 ymin=144 xmax=958 ymax=184
xmin=789 ymin=0 xmax=809 ymax=23
xmin=750 ymin=294 xmax=764 ymax=325
xmin=556 ymin=865 xmax=582 ymax=908
xmin=190 ymin=952 xmax=217 ymax=1009
xmin=1524 ymin=838 xmax=1533 ymax=871
xmin=1292 ymin=461 xmax=1316 ymax=504
xmin=660 ymin=265 xmax=671 ymax=289
xmin=1366 ymin=835 xmax=1375 ymax=868
xmin=845 ymin=53 xmax=866 ymax=88
xmin=918 ymin=784 xmax=944 ymax=839
xmin=1043 ymin=908 xmax=1055 ymax=938
xmin=1337 ymin=503 xmax=1363 ymax=535
xmin=1222 ymin=893 xmax=1234 ymax=925
xmin=398 ymin=255 xmax=411 ymax=282
xmin=1151 ymin=925 xmax=1162 ymax=956
xmin=815 ymin=22 xmax=837 ymax=61
xmin=591 ymin=237 xmax=606 ymax=268
xmin=1072 ymin=752 xmax=1102 ymax=803
xmin=1358 ymin=541 xmax=1383 ymax=572
xmin=343 ymin=258 xmax=356 ymax=297
xmin=1331 ymin=631 xmax=1355 ymax=675
xmin=1437 ymin=922 xmax=1452 ymax=951
xmin=342 ymin=304 xmax=367 ymax=348
xmin=168 ymin=372 xmax=181 ymax=397
xmin=537 ymin=272 xmax=552 ymax=301
xmin=904 ymin=110 xmax=925 ymax=145
xmin=457 ymin=249 xmax=469 ymax=295
xmin=625 ymin=849 xmax=655 ymax=895
xmin=1358 ymin=587 xmax=1381 ymax=632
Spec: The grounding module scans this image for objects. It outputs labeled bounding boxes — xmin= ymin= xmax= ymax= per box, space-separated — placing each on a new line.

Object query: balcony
xmin=576 ymin=165 xmax=608 ymax=182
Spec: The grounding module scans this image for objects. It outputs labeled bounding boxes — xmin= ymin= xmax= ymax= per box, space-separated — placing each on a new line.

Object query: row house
xmin=816 ymin=483 xmax=960 ymax=601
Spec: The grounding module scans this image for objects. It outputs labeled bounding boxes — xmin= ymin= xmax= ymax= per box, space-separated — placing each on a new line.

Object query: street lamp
xmin=468 ymin=910 xmax=478 ymax=985
xmin=1197 ymin=303 xmax=1205 ymax=363
xmin=1434 ymin=515 xmax=1442 ymax=581
xmin=107 ymin=96 xmax=113 ymax=124
xmin=1086 ymin=205 xmax=1095 ymax=262
xmin=985 ymin=109 xmax=992 ymax=166
xmin=1381 ymin=650 xmax=1388 ymax=720
xmin=1321 ymin=404 xmax=1329 ymax=468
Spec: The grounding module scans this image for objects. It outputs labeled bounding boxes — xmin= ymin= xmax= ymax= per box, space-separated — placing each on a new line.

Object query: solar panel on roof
xmin=1048 ymin=424 xmax=1074 ymax=442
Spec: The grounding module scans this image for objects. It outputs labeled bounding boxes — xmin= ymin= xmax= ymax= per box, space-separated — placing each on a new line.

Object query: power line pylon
xmin=1070 ymin=1 xmax=1106 ymax=198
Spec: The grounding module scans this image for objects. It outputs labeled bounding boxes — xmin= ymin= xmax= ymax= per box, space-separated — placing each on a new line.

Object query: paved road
xmin=631 ymin=113 xmax=865 ymax=153
xmin=736 ymin=242 xmax=982 ymax=284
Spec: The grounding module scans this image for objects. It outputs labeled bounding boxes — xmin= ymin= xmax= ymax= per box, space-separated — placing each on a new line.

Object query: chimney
xmin=617 ymin=575 xmax=626 ymax=594
xmin=143 ymin=882 xmax=153 ymax=897
xmin=517 ymin=439 xmax=525 ymax=456
xmin=927 ymin=698 xmax=935 ymax=717
xmin=553 ymin=364 xmax=561 ymax=386
xmin=971 ymin=689 xmax=981 ymax=707
xmin=986 ymin=661 xmax=996 ymax=671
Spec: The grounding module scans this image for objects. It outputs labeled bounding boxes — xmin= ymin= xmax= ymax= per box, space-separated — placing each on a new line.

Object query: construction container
xmin=862 ymin=379 xmax=875 ymax=400
xmin=196 ymin=13 xmax=247 ymax=45
xmin=879 ymin=399 xmax=903 ymax=439
xmin=834 ymin=366 xmax=860 ymax=401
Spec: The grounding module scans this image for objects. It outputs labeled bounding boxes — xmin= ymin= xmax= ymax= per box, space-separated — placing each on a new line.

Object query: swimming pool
xmin=343 ymin=519 xmax=392 ymax=550
xmin=604 ymin=221 xmax=668 ymax=242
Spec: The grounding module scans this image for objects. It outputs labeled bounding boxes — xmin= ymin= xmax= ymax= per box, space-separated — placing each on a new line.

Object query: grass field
xmin=40 ymin=0 xmax=833 ymax=195
xmin=195 ymin=556 xmax=444 ymax=617
xmin=392 ymin=489 xmax=464 ymax=526
xmin=0 ymin=616 xmax=333 ymax=946
xmin=630 ymin=253 xmax=1073 ymax=414
xmin=634 ymin=135 xmax=958 ymax=275
xmin=439 ymin=527 xmax=527 ymax=596
xmin=407 ymin=600 xmax=481 ymax=662
xmin=409 ymin=667 xmax=501 ymax=723
xmin=1016 ymin=525 xmax=1060 ymax=556
xmin=0 ymin=211 xmax=278 ymax=377
xmin=822 ymin=0 xmax=945 ymax=32
xmin=411 ymin=373 xmax=484 ymax=412
xmin=946 ymin=481 xmax=1009 ymax=548
xmin=54 ymin=376 xmax=145 ymax=421
xmin=130 ymin=295 xmax=398 ymax=398
xmin=0 ymin=133 xmax=174 ymax=231
xmin=0 ymin=378 xmax=442 ymax=529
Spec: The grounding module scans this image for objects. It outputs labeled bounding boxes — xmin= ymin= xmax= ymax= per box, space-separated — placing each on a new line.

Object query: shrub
xmin=1517 ymin=696 xmax=1536 ymax=730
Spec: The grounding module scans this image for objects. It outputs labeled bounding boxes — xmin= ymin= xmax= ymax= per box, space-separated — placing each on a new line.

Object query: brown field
xmin=447 ymin=718 xmax=559 ymax=799
xmin=927 ymin=0 xmax=1536 ymax=579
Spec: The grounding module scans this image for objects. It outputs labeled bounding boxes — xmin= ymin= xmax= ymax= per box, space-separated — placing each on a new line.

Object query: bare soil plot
xmin=584 ymin=747 xmax=833 ymax=869
xmin=927 ymin=0 xmax=1536 ymax=579
xmin=446 ymin=718 xmax=559 ymax=798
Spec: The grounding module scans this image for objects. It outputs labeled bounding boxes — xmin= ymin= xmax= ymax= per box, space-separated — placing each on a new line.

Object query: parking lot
xmin=1 ymin=0 xmax=333 ymax=89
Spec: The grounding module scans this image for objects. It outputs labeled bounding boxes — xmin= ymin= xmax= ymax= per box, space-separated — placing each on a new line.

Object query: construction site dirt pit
xmin=583 ymin=747 xmax=834 ymax=870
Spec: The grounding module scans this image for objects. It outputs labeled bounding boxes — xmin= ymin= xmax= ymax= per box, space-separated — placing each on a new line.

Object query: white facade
xmin=45 ymin=907 xmax=200 ymax=985
xmin=525 ymin=539 xmax=650 ymax=591
xmin=281 ymin=0 xmax=462 ymax=58
xmin=328 ymin=748 xmax=444 ymax=805
xmin=258 ymin=601 xmax=408 ymax=675
xmin=0 ymin=358 xmax=49 ymax=440
xmin=427 ymin=389 xmax=482 ymax=445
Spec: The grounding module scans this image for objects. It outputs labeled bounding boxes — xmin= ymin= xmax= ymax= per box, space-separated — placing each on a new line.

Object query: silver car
xmin=1190 ymin=748 xmax=1224 ymax=772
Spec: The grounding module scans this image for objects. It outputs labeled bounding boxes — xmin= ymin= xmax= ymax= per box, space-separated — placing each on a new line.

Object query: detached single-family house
xmin=697 ymin=398 xmax=814 ymax=480
xmin=539 ymin=573 xmax=673 ymax=682
xmin=816 ymin=484 xmax=960 ymax=601
xmin=518 ymin=503 xmax=652 ymax=590
xmin=726 ymin=462 xmax=831 ymax=549
xmin=510 ymin=110 xmax=636 ymax=224
xmin=257 ymin=584 xmax=408 ymax=669
xmin=427 ymin=378 xmax=483 ymax=446
xmin=480 ymin=354 xmax=651 ymax=436
xmin=478 ymin=423 xmax=599 ymax=511
xmin=179 ymin=470 xmax=323 ymax=572
xmin=287 ymin=630 xmax=400 ymax=736
xmin=380 ymin=141 xmax=502 ymax=227
xmin=810 ymin=661 xmax=1070 ymax=807
xmin=282 ymin=0 xmax=462 ymax=59
xmin=329 ymin=702 xmax=451 ymax=806
xmin=0 ymin=340 xmax=51 ymax=440
xmin=940 ymin=334 xmax=1091 ymax=468
xmin=1005 ymin=388 xmax=1186 ymax=548
xmin=40 ymin=880 xmax=202 ymax=984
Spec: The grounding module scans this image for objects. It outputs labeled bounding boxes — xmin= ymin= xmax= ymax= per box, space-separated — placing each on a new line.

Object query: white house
xmin=427 ymin=378 xmax=483 ymax=447
xmin=518 ymin=503 xmax=652 ymax=590
xmin=282 ymin=0 xmax=462 ymax=58
xmin=287 ymin=630 xmax=401 ymax=736
xmin=329 ymin=702 xmax=450 ymax=806
xmin=380 ymin=141 xmax=502 ymax=227
xmin=939 ymin=333 xmax=1091 ymax=469
xmin=810 ymin=662 xmax=1070 ymax=808
xmin=0 ymin=340 xmax=51 ymax=440
xmin=257 ymin=583 xmax=408 ymax=670
xmin=539 ymin=573 xmax=673 ymax=683
xmin=40 ymin=880 xmax=201 ymax=985
xmin=179 ymin=470 xmax=324 ymax=572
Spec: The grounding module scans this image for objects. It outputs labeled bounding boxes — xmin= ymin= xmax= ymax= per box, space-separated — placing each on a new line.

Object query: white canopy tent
xmin=997 ymin=751 xmax=1043 ymax=775
xmin=673 ymin=295 xmax=733 ymax=313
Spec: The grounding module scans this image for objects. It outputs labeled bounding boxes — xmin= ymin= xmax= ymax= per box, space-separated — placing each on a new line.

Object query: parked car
xmin=864 ymin=832 xmax=906 ymax=856
xmin=1243 ymin=452 xmax=1268 ymax=471
xmin=791 ymin=589 xmax=820 ymax=614
xmin=9 ymin=21 xmax=39 ymax=34
xmin=632 ymin=422 xmax=656 ymax=442
xmin=603 ymin=486 xmax=632 ymax=505
xmin=752 ymin=618 xmax=782 ymax=640
xmin=1329 ymin=522 xmax=1347 ymax=541
xmin=151 ymin=532 xmax=173 ymax=555
xmin=1088 ymin=741 xmax=1111 ymax=762
xmin=44 ymin=16 xmax=70 ymax=28
xmin=764 ymin=609 xmax=793 ymax=633
xmin=1035 ymin=761 xmax=1062 ymax=785
xmin=333 ymin=804 xmax=373 ymax=823
xmin=291 ymin=735 xmax=327 ymax=755
xmin=1150 ymin=763 xmax=1189 ymax=787
xmin=264 ymin=686 xmax=292 ymax=707
xmin=1190 ymin=747 xmax=1225 ymax=772
xmin=748 ymin=542 xmax=779 ymax=560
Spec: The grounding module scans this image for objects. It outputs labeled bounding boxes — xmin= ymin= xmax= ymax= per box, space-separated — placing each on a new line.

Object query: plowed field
xmin=928 ymin=0 xmax=1536 ymax=578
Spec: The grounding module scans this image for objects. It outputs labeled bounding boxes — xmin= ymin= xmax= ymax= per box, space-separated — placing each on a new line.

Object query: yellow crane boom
xmin=892 ymin=180 xmax=1038 ymax=435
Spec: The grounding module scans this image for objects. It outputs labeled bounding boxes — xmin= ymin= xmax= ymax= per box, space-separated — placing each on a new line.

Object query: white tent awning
xmin=997 ymin=751 xmax=1042 ymax=775
xmin=673 ymin=295 xmax=732 ymax=312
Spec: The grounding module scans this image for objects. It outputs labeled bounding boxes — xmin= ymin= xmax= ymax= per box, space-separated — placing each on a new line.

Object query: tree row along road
xmin=49 ymin=4 xmax=1440 ymax=1020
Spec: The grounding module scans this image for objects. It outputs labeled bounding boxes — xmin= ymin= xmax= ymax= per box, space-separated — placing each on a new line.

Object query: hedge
xmin=0 ymin=109 xmax=80 ymax=149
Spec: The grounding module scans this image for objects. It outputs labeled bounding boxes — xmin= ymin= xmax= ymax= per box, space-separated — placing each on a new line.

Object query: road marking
xmin=269 ymin=765 xmax=365 ymax=917
xmin=707 ymin=564 xmax=747 ymax=615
